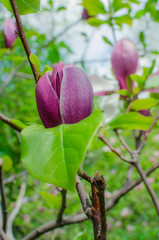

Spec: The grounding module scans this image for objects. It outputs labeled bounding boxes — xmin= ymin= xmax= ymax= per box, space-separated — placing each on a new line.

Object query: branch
xmin=22 ymin=213 xmax=87 ymax=240
xmin=134 ymin=161 xmax=159 ymax=215
xmin=0 ymin=159 xmax=8 ymax=232
xmin=0 ymin=229 xmax=9 ymax=240
xmin=138 ymin=112 xmax=159 ymax=153
xmin=56 ymin=189 xmax=67 ymax=224
xmin=0 ymin=113 xmax=23 ymax=132
xmin=10 ymin=0 xmax=37 ymax=82
xmin=22 ymin=163 xmax=159 ymax=240
xmin=106 ymin=162 xmax=159 ymax=210
xmin=98 ymin=135 xmax=133 ymax=164
xmin=78 ymin=168 xmax=94 ymax=183
xmin=94 ymin=175 xmax=107 ymax=240
xmin=76 ymin=176 xmax=92 ymax=218
xmin=114 ymin=130 xmax=132 ymax=154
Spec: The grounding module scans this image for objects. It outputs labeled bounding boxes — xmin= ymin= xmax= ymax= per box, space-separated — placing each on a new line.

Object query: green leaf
xmin=29 ymin=54 xmax=40 ymax=75
xmin=2 ymin=156 xmax=13 ymax=172
xmin=114 ymin=14 xmax=132 ymax=26
xmin=82 ymin=0 xmax=107 ymax=15
xmin=130 ymin=74 xmax=145 ymax=88
xmin=115 ymin=89 xmax=131 ymax=97
xmin=56 ymin=6 xmax=66 ymax=12
xmin=109 ymin=112 xmax=154 ymax=130
xmin=139 ymin=31 xmax=146 ymax=48
xmin=21 ymin=110 xmax=103 ymax=191
xmin=87 ymin=18 xmax=107 ymax=26
xmin=102 ymin=36 xmax=113 ymax=46
xmin=41 ymin=65 xmax=53 ymax=77
xmin=0 ymin=0 xmax=40 ymax=15
xmin=40 ymin=191 xmax=61 ymax=209
xmin=131 ymin=98 xmax=158 ymax=111
xmin=144 ymin=75 xmax=159 ymax=89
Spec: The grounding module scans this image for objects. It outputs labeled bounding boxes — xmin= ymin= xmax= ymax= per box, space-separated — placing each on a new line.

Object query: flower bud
xmin=82 ymin=8 xmax=91 ymax=20
xmin=111 ymin=38 xmax=138 ymax=89
xmin=35 ymin=61 xmax=93 ymax=128
xmin=3 ymin=18 xmax=18 ymax=48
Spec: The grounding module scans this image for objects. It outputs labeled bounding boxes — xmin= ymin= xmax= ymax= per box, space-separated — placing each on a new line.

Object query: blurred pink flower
xmin=135 ymin=183 xmax=144 ymax=190
xmin=148 ymin=177 xmax=154 ymax=184
xmin=115 ymin=221 xmax=122 ymax=227
xmin=121 ymin=207 xmax=132 ymax=217
xmin=126 ymin=225 xmax=133 ymax=231
xmin=23 ymin=214 xmax=30 ymax=224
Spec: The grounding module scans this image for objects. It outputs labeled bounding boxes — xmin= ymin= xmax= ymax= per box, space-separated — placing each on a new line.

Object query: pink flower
xmin=111 ymin=38 xmax=138 ymax=90
xmin=36 ymin=61 xmax=93 ymax=128
xmin=3 ymin=18 xmax=18 ymax=48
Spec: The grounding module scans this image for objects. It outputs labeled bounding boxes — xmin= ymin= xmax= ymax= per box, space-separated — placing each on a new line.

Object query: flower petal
xmin=35 ymin=72 xmax=62 ymax=128
xmin=60 ymin=66 xmax=93 ymax=124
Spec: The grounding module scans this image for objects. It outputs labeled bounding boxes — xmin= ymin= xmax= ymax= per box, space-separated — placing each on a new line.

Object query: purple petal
xmin=35 ymin=72 xmax=62 ymax=128
xmin=3 ymin=18 xmax=17 ymax=48
xmin=60 ymin=66 xmax=93 ymax=124
xmin=50 ymin=61 xmax=65 ymax=99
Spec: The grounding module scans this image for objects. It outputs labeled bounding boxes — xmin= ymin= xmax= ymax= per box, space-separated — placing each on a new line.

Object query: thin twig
xmin=56 ymin=189 xmax=67 ymax=224
xmin=138 ymin=112 xmax=159 ymax=153
xmin=76 ymin=176 xmax=92 ymax=218
xmin=39 ymin=18 xmax=81 ymax=52
xmin=0 ymin=159 xmax=8 ymax=232
xmin=22 ymin=163 xmax=159 ymax=240
xmin=133 ymin=161 xmax=159 ymax=215
xmin=0 ymin=113 xmax=23 ymax=132
xmin=98 ymin=135 xmax=133 ymax=164
xmin=106 ymin=162 xmax=159 ymax=210
xmin=78 ymin=168 xmax=94 ymax=183
xmin=114 ymin=130 xmax=132 ymax=154
xmin=10 ymin=0 xmax=37 ymax=82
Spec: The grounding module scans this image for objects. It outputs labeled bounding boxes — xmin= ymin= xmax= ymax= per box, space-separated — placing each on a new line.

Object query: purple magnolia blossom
xmin=35 ymin=61 xmax=93 ymax=128
xmin=82 ymin=8 xmax=91 ymax=20
xmin=111 ymin=38 xmax=138 ymax=89
xmin=3 ymin=18 xmax=18 ymax=48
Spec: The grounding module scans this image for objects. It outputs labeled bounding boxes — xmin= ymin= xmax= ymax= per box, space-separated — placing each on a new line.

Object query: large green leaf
xmin=0 ymin=0 xmax=40 ymax=15
xmin=21 ymin=110 xmax=103 ymax=191
xmin=109 ymin=112 xmax=154 ymax=130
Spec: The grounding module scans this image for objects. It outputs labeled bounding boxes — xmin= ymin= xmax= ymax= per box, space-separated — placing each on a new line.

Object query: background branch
xmin=7 ymin=178 xmax=26 ymax=239
xmin=10 ymin=0 xmax=37 ymax=82
xmin=0 ymin=113 xmax=23 ymax=132
xmin=0 ymin=159 xmax=8 ymax=232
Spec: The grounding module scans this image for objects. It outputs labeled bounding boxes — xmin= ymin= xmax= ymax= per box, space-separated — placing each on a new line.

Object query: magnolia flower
xmin=3 ymin=18 xmax=18 ymax=48
xmin=35 ymin=61 xmax=93 ymax=128
xmin=111 ymin=38 xmax=138 ymax=89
